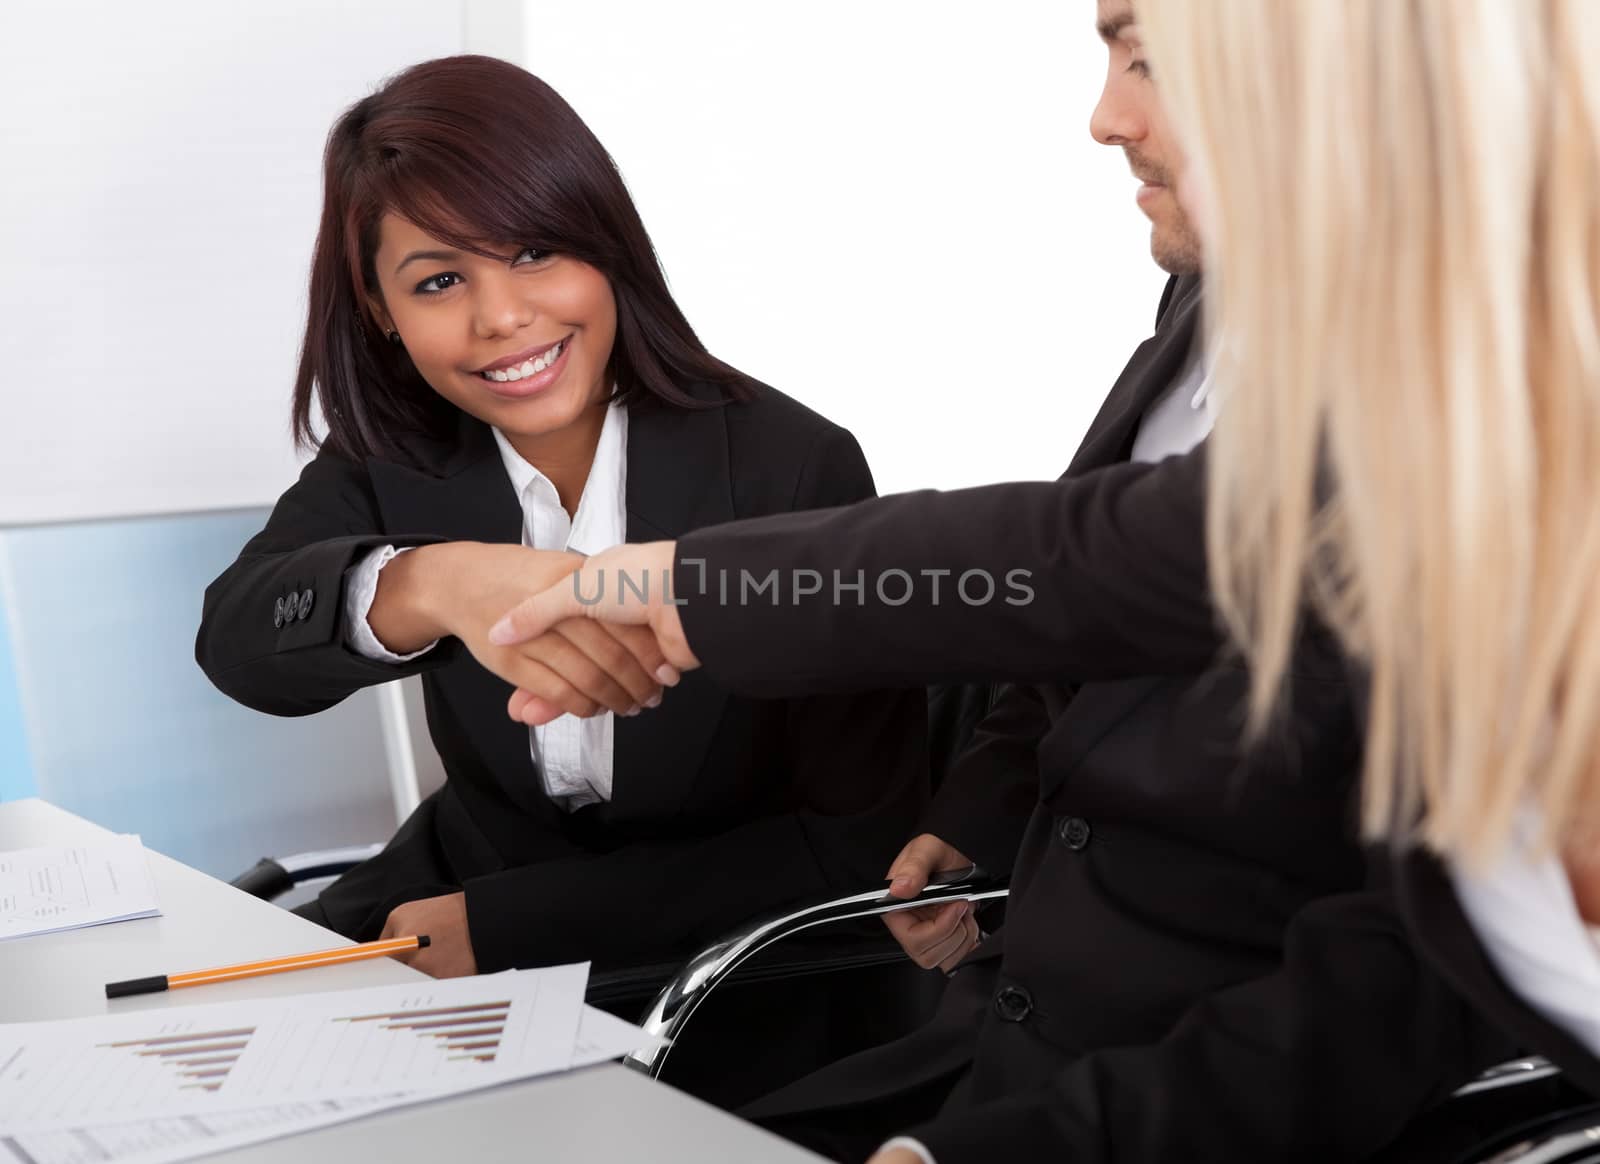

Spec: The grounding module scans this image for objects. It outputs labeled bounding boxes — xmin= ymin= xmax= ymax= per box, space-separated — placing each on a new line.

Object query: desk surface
xmin=0 ymin=798 xmax=824 ymax=1162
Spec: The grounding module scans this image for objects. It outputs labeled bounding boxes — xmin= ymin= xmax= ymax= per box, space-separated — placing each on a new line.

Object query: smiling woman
xmin=193 ymin=54 xmax=927 ymax=1107
xmin=369 ymin=217 xmax=619 ymax=508
xmin=290 ymin=55 xmax=753 ymax=467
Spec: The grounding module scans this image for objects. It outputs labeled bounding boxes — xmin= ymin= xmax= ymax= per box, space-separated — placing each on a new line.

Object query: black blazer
xmin=196 ymin=382 xmax=927 ymax=975
xmin=714 ymin=281 xmax=1513 ymax=1162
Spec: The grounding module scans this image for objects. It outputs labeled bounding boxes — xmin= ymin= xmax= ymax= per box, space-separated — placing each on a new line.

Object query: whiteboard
xmin=0 ymin=1 xmax=472 ymax=525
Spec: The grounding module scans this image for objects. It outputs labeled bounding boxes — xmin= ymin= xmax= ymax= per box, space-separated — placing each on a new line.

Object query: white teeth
xmin=482 ymin=339 xmax=564 ymax=383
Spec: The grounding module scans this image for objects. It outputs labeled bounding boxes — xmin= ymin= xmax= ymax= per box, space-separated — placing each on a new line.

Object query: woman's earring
xmin=387 ymin=330 xmax=402 ymax=346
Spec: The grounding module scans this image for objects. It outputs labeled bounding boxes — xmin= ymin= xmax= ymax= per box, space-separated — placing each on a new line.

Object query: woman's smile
xmin=474 ymin=333 xmax=575 ymax=399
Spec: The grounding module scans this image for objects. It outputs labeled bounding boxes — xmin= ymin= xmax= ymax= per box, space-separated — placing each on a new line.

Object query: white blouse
xmin=343 ymin=404 xmax=629 ymax=811
xmin=1451 ymin=808 xmax=1600 ymax=1058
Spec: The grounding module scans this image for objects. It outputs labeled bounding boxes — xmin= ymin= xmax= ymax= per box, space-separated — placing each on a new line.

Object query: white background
xmin=1 ymin=0 xmax=1166 ymax=524
xmin=522 ymin=0 xmax=1168 ymax=496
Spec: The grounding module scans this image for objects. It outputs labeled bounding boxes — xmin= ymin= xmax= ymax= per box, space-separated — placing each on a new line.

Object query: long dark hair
xmin=292 ymin=55 xmax=755 ymax=463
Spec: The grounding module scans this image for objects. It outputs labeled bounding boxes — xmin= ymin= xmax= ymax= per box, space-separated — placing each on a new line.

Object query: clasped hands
xmin=373 ymin=539 xmax=696 ymax=727
xmin=487 ymin=540 xmax=700 ymax=726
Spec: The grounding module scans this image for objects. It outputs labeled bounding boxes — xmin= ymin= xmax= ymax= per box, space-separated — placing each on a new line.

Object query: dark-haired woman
xmin=194 ymin=55 xmax=926 ymax=1099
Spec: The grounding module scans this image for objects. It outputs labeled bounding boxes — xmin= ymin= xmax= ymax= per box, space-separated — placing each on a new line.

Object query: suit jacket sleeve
xmin=463 ymin=424 xmax=928 ymax=973
xmin=674 ymin=446 xmax=1218 ymax=698
xmin=908 ymin=881 xmax=1516 ymax=1164
xmin=195 ymin=448 xmax=462 ymax=716
xmin=920 ymin=682 xmax=1048 ymax=878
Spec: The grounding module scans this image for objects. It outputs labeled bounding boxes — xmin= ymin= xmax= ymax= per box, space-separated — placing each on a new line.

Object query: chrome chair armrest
xmin=1455 ymin=1058 xmax=1562 ymax=1099
xmin=624 ymin=867 xmax=1009 ymax=1079
xmin=230 ymin=843 xmax=384 ymax=901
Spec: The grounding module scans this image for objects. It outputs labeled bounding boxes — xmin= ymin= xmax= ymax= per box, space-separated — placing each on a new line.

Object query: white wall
xmin=521 ymin=0 xmax=1169 ymax=495
xmin=0 ymin=1 xmax=468 ymax=526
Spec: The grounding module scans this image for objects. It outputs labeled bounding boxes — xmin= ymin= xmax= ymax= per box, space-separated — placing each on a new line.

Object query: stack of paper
xmin=0 ymin=835 xmax=159 ymax=939
xmin=0 ymin=964 xmax=660 ymax=1164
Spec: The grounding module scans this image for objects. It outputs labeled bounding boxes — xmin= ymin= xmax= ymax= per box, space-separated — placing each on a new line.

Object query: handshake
xmin=374 ymin=539 xmax=698 ymax=728
xmin=371 ymin=537 xmax=986 ymax=979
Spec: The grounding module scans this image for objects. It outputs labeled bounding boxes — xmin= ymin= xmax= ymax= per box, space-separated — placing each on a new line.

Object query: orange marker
xmin=105 ymin=935 xmax=430 ymax=998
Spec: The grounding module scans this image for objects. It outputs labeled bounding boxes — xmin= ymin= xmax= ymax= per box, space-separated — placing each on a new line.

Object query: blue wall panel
xmin=0 ymin=590 xmax=35 ymax=799
xmin=0 ymin=510 xmax=396 ymax=878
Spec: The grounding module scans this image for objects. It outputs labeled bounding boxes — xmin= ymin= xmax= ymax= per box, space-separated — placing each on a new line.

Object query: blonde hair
xmin=1137 ymin=0 xmax=1600 ymax=864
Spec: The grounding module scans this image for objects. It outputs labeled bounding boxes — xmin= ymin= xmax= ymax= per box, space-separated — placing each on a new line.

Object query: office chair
xmin=229 ymin=846 xmax=967 ymax=1107
xmin=231 ymin=681 xmax=999 ymax=1107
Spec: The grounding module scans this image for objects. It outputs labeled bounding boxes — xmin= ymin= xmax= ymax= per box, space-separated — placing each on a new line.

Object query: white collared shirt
xmin=1451 ymin=808 xmax=1600 ymax=1058
xmin=344 ymin=404 xmax=629 ymax=811
xmin=1129 ymin=348 xmax=1214 ymax=464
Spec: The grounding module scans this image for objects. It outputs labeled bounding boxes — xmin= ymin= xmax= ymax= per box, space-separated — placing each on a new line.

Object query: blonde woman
xmin=1131 ymin=0 xmax=1600 ymax=1096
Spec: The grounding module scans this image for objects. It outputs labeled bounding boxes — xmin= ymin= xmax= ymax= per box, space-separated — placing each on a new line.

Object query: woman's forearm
xmin=367 ymin=542 xmax=462 ymax=653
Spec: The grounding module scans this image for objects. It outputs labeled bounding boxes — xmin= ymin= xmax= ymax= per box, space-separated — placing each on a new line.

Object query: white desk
xmin=0 ymin=798 xmax=824 ymax=1162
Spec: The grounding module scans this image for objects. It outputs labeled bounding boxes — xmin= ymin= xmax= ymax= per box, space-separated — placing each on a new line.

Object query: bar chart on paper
xmin=0 ymin=1006 xmax=657 ymax=1164
xmin=228 ymin=994 xmax=530 ymax=1097
xmin=0 ymin=966 xmax=588 ymax=1135
xmin=99 ymin=1025 xmax=256 ymax=1094
xmin=339 ymin=999 xmax=510 ymax=1062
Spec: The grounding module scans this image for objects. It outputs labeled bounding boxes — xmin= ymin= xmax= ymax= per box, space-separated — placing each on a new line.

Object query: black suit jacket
xmin=714 ymin=281 xmax=1511 ymax=1161
xmin=195 ymin=383 xmax=926 ymax=975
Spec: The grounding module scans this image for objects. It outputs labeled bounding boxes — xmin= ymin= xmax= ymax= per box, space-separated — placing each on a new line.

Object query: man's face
xmin=1090 ymin=0 xmax=1201 ymax=275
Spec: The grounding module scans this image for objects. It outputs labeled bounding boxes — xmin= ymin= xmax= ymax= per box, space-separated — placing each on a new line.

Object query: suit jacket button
xmin=297 ymin=588 xmax=314 ymax=620
xmin=994 ymin=985 xmax=1033 ymax=1023
xmin=1059 ymin=816 xmax=1092 ymax=851
xmin=273 ymin=597 xmax=285 ymax=629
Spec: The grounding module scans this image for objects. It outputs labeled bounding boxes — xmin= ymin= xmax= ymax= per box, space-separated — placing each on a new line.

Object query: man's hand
xmin=490 ymin=541 xmax=699 ymax=726
xmin=379 ymin=892 xmax=477 ymax=978
xmin=883 ymin=834 xmax=982 ymax=973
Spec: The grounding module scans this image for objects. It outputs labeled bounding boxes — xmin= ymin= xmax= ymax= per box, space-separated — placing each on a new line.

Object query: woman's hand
xmin=487 ymin=541 xmax=699 ymax=726
xmin=380 ymin=892 xmax=477 ymax=978
xmin=372 ymin=542 xmax=668 ymax=718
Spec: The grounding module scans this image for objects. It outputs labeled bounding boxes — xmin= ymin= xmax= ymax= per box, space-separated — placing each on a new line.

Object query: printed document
xmin=0 ymin=1001 xmax=659 ymax=1164
xmin=0 ymin=835 xmax=158 ymax=940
